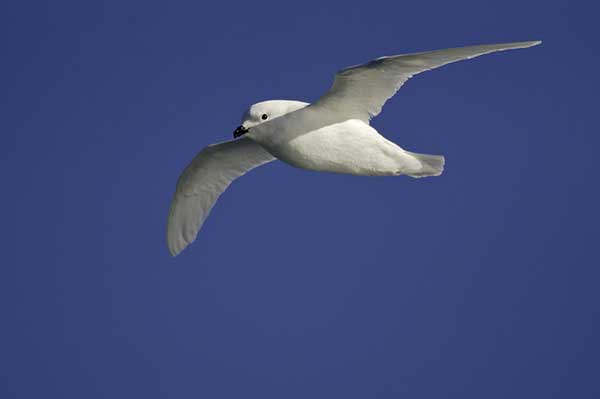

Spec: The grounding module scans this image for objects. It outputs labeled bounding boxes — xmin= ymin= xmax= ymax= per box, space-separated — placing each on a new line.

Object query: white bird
xmin=167 ymin=41 xmax=541 ymax=256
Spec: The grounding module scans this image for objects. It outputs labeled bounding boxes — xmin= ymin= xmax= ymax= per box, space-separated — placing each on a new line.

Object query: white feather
xmin=167 ymin=138 xmax=274 ymax=256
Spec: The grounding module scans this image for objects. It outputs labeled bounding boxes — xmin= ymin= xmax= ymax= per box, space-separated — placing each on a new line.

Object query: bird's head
xmin=233 ymin=100 xmax=309 ymax=138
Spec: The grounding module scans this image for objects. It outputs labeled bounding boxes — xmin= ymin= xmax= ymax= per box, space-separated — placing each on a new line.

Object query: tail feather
xmin=404 ymin=151 xmax=445 ymax=178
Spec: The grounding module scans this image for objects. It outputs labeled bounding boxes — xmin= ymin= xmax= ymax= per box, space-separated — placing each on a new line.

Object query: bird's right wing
xmin=312 ymin=41 xmax=541 ymax=122
xmin=167 ymin=137 xmax=275 ymax=256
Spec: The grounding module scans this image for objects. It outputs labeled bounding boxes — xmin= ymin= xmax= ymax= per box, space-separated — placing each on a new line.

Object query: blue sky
xmin=3 ymin=0 xmax=599 ymax=398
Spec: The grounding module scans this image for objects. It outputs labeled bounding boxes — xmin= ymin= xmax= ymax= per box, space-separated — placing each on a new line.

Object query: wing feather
xmin=313 ymin=41 xmax=541 ymax=122
xmin=167 ymin=138 xmax=275 ymax=256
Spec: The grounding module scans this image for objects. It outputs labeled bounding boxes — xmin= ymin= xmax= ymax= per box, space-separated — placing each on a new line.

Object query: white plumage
xmin=167 ymin=41 xmax=541 ymax=256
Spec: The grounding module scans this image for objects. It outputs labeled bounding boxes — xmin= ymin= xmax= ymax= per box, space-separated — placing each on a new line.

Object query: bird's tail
xmin=404 ymin=151 xmax=445 ymax=178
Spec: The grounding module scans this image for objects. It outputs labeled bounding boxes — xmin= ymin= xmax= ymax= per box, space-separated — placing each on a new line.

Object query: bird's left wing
xmin=167 ymin=137 xmax=275 ymax=256
xmin=312 ymin=41 xmax=541 ymax=122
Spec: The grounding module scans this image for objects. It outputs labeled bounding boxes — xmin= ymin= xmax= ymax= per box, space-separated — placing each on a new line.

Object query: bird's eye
xmin=261 ymin=114 xmax=268 ymax=120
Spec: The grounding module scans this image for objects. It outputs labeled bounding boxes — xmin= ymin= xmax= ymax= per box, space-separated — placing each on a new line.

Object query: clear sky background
xmin=3 ymin=0 xmax=599 ymax=398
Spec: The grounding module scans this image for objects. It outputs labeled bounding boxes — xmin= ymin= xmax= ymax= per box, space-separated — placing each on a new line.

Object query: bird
xmin=167 ymin=41 xmax=541 ymax=256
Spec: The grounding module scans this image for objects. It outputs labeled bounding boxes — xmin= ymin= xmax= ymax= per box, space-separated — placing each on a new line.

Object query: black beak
xmin=233 ymin=125 xmax=248 ymax=138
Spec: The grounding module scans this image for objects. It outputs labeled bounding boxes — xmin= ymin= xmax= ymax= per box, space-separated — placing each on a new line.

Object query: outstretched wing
xmin=167 ymin=138 xmax=275 ymax=256
xmin=312 ymin=41 xmax=541 ymax=122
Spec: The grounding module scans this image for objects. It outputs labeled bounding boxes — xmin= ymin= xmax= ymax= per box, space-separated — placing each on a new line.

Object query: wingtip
xmin=494 ymin=40 xmax=542 ymax=50
xmin=168 ymin=243 xmax=186 ymax=257
xmin=168 ymin=246 xmax=179 ymax=257
xmin=167 ymin=238 xmax=186 ymax=257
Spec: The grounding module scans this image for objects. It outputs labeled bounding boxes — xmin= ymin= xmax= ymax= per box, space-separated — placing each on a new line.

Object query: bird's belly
xmin=266 ymin=120 xmax=411 ymax=176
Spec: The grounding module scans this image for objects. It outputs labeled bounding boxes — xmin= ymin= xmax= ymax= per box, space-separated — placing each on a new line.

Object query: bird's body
xmin=255 ymin=114 xmax=429 ymax=176
xmin=167 ymin=41 xmax=541 ymax=256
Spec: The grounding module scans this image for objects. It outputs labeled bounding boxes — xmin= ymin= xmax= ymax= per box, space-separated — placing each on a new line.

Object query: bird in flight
xmin=167 ymin=41 xmax=541 ymax=256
